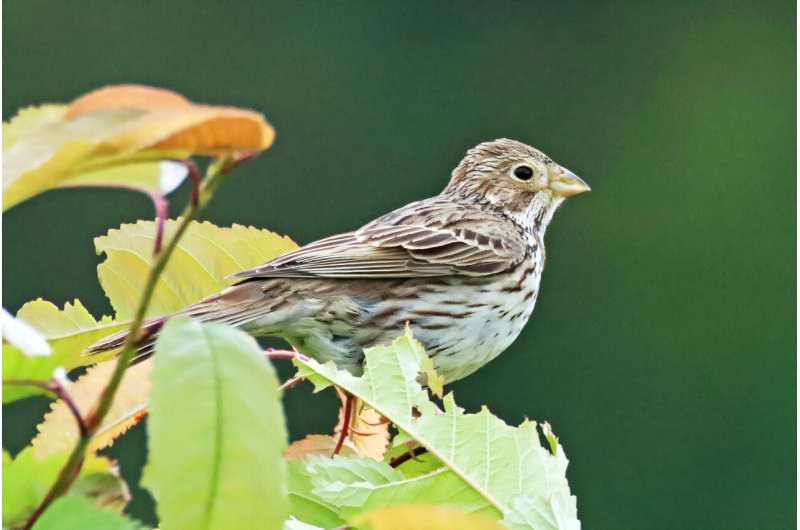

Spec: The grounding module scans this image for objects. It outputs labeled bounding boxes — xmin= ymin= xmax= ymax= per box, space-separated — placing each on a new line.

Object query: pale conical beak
xmin=548 ymin=166 xmax=591 ymax=197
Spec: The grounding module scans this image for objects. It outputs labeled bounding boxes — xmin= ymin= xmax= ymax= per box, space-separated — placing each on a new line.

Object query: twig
xmin=183 ymin=159 xmax=201 ymax=207
xmin=22 ymin=158 xmax=234 ymax=530
xmin=265 ymin=348 xmax=310 ymax=362
xmin=279 ymin=375 xmax=305 ymax=393
xmin=3 ymin=379 xmax=86 ymax=437
xmin=389 ymin=446 xmax=429 ymax=468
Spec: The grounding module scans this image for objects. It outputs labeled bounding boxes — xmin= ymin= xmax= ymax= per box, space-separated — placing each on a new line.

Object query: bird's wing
xmin=231 ymin=197 xmax=528 ymax=280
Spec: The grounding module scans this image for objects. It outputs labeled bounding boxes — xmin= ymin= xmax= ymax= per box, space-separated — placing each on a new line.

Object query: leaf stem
xmin=3 ymin=378 xmax=87 ymax=437
xmin=279 ymin=375 xmax=305 ymax=393
xmin=21 ymin=158 xmax=233 ymax=530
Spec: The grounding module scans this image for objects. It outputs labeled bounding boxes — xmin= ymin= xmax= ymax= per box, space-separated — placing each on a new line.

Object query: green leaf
xmin=286 ymin=459 xmax=345 ymax=529
xmin=2 ymin=299 xmax=125 ymax=402
xmin=2 ymin=307 xmax=51 ymax=356
xmin=351 ymin=504 xmax=505 ymax=530
xmin=2 ymin=448 xmax=127 ymax=528
xmin=299 ymin=456 xmax=490 ymax=519
xmin=283 ymin=518 xmax=325 ymax=530
xmin=95 ymin=220 xmax=297 ymax=319
xmin=142 ymin=316 xmax=288 ymax=530
xmin=31 ymin=495 xmax=144 ymax=530
xmin=292 ymin=330 xmax=580 ymax=528
xmin=503 ymin=495 xmax=580 ymax=530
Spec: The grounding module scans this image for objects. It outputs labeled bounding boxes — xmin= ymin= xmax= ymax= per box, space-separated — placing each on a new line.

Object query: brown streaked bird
xmin=88 ymin=139 xmax=590 ymax=384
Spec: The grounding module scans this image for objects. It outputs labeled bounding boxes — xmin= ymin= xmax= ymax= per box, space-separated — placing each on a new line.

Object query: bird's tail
xmin=84 ymin=314 xmax=168 ymax=363
xmin=84 ymin=282 xmax=270 ymax=362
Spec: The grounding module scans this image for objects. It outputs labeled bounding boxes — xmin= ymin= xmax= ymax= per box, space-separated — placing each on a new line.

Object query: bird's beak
xmin=548 ymin=166 xmax=591 ymax=197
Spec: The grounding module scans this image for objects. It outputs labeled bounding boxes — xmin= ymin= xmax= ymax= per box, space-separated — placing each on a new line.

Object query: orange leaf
xmin=66 ymin=84 xmax=192 ymax=119
xmin=334 ymin=390 xmax=391 ymax=461
xmin=3 ymin=84 xmax=275 ymax=211
xmin=32 ymin=359 xmax=152 ymax=458
xmin=285 ymin=434 xmax=358 ymax=459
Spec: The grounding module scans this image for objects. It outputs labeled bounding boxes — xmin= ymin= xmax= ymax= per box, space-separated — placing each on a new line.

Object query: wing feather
xmin=231 ymin=196 xmax=527 ymax=280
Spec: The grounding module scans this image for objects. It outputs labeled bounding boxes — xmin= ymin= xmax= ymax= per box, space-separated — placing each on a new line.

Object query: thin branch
xmin=184 ymin=159 xmax=201 ymax=207
xmin=279 ymin=375 xmax=305 ymax=393
xmin=389 ymin=446 xmax=429 ymax=468
xmin=22 ymin=157 xmax=235 ymax=530
xmin=3 ymin=379 xmax=86 ymax=437
xmin=265 ymin=348 xmax=310 ymax=362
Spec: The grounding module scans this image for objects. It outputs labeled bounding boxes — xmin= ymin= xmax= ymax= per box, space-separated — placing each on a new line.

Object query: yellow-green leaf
xmin=95 ymin=220 xmax=297 ymax=319
xmin=352 ymin=505 xmax=504 ymax=530
xmin=31 ymin=495 xmax=142 ymax=530
xmin=2 ymin=299 xmax=125 ymax=402
xmin=3 ymin=448 xmax=127 ymax=528
xmin=143 ymin=317 xmax=288 ymax=530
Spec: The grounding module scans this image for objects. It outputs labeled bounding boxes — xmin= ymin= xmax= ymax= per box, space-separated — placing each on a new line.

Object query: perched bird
xmin=89 ymin=139 xmax=589 ymax=384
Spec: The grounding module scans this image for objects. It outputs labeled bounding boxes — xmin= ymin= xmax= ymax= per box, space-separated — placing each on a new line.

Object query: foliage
xmin=2 ymin=84 xmax=273 ymax=211
xmin=3 ymin=84 xmax=580 ymax=529
xmin=95 ymin=220 xmax=296 ymax=319
xmin=2 ymin=299 xmax=125 ymax=402
xmin=143 ymin=317 xmax=288 ymax=530
xmin=288 ymin=331 xmax=579 ymax=528
xmin=32 ymin=360 xmax=153 ymax=458
xmin=30 ymin=495 xmax=143 ymax=530
xmin=3 ymin=448 xmax=127 ymax=528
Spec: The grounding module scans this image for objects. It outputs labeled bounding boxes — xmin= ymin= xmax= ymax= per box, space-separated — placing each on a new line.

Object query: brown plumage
xmin=88 ymin=139 xmax=589 ymax=383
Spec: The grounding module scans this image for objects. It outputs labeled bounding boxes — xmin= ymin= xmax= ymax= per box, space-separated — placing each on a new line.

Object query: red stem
xmin=3 ymin=379 xmax=86 ymax=437
xmin=332 ymin=392 xmax=354 ymax=457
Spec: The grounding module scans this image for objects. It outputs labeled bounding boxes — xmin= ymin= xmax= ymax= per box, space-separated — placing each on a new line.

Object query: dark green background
xmin=3 ymin=1 xmax=796 ymax=528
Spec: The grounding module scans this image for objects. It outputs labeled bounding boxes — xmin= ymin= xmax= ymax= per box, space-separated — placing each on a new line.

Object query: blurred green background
xmin=3 ymin=1 xmax=795 ymax=528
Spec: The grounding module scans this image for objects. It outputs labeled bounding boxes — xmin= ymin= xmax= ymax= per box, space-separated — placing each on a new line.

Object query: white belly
xmin=409 ymin=255 xmax=543 ymax=383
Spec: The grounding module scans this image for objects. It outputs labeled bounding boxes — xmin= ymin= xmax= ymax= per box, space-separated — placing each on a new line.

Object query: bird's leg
xmin=332 ymin=389 xmax=355 ymax=457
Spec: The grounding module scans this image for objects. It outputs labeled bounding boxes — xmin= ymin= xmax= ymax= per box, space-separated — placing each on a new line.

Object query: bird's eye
xmin=512 ymin=165 xmax=534 ymax=181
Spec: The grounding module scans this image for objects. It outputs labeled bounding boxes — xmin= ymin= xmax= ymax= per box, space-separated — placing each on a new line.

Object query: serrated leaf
xmin=2 ymin=299 xmax=126 ymax=402
xmin=301 ymin=456 xmax=490 ymax=518
xmin=404 ymin=323 xmax=444 ymax=398
xmin=32 ymin=359 xmax=152 ymax=458
xmin=142 ymin=317 xmax=288 ymax=530
xmin=1 ymin=307 xmax=51 ymax=356
xmin=503 ymin=495 xmax=580 ymax=530
xmin=31 ymin=495 xmax=144 ymax=530
xmin=3 ymin=448 xmax=127 ymax=528
xmin=3 ymin=84 xmax=274 ymax=211
xmin=352 ymin=504 xmax=504 ymax=530
xmin=286 ymin=459 xmax=345 ymax=529
xmin=293 ymin=330 xmax=580 ymax=527
xmin=95 ymin=219 xmax=297 ymax=319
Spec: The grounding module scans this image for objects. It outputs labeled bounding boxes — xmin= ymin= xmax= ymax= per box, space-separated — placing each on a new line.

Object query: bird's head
xmin=444 ymin=138 xmax=589 ymax=231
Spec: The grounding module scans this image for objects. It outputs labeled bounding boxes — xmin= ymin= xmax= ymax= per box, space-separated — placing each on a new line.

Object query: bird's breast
xmin=405 ymin=250 xmax=544 ymax=382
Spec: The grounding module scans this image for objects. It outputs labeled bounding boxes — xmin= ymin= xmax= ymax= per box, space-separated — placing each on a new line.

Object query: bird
xmin=88 ymin=138 xmax=589 ymax=385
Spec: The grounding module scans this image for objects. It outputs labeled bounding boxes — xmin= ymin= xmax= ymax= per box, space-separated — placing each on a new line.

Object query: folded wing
xmin=231 ymin=197 xmax=527 ymax=280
